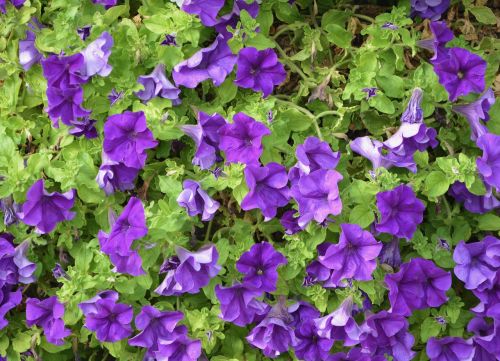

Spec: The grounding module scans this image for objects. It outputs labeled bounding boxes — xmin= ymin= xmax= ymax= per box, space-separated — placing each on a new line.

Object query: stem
xmin=314 ymin=110 xmax=341 ymax=121
xmin=440 ymin=196 xmax=453 ymax=225
xmin=350 ymin=13 xmax=375 ymax=23
xmin=274 ymin=98 xmax=323 ymax=140
xmin=273 ymin=41 xmax=312 ymax=85
xmin=204 ymin=219 xmax=213 ymax=243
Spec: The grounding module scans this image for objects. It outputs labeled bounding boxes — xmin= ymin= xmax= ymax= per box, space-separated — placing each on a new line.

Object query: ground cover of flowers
xmin=0 ymin=0 xmax=500 ymax=360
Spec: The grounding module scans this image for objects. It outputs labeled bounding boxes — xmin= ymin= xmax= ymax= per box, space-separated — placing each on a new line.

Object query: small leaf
xmin=324 ymin=24 xmax=352 ymax=49
xmin=469 ymin=6 xmax=497 ymax=25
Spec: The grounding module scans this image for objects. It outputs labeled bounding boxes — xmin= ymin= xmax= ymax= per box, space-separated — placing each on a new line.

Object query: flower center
xmin=457 ymin=71 xmax=464 ymax=79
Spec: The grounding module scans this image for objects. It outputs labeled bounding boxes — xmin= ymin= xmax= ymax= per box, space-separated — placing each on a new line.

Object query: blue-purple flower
xmin=96 ymin=152 xmax=140 ymax=195
xmin=80 ymin=31 xmax=113 ymax=78
xmin=26 ymin=296 xmax=71 ymax=345
xmin=295 ymin=136 xmax=340 ymax=175
xmin=177 ymin=180 xmax=220 ymax=221
xmin=449 ymin=181 xmax=500 ymax=214
xmin=181 ymin=0 xmax=224 ymax=26
xmin=418 ymin=21 xmax=454 ymax=62
xmin=135 ymin=64 xmax=181 ymax=105
xmin=426 ymin=337 xmax=475 ymax=361
xmin=452 ymin=89 xmax=495 ymax=141
xmin=477 ymin=133 xmax=500 ymax=192
xmin=410 ymin=0 xmax=450 ymax=20
xmin=19 ymin=20 xmax=43 ymax=71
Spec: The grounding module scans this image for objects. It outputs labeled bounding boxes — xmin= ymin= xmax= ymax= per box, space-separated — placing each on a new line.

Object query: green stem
xmin=274 ymin=98 xmax=323 ymax=140
xmin=440 ymin=196 xmax=453 ymax=225
xmin=273 ymin=42 xmax=313 ymax=86
xmin=314 ymin=110 xmax=341 ymax=121
xmin=204 ymin=219 xmax=213 ymax=243
xmin=350 ymin=13 xmax=375 ymax=23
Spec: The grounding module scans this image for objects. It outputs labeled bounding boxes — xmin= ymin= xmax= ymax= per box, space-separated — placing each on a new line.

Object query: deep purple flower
xmin=128 ymin=306 xmax=184 ymax=356
xmin=295 ymin=136 xmax=340 ymax=175
xmin=433 ymin=47 xmax=487 ymax=102
xmin=219 ymin=112 xmax=270 ymax=165
xmin=161 ymin=34 xmax=177 ymax=46
xmin=215 ymin=283 xmax=269 ymax=327
xmin=477 ymin=133 xmax=500 ymax=192
xmin=181 ymin=111 xmax=226 ymax=170
xmin=381 ymin=22 xmax=399 ymax=30
xmin=80 ymin=295 xmax=133 ymax=343
xmin=77 ymin=25 xmax=91 ymax=41
xmin=410 ymin=0 xmax=450 ymax=20
xmin=214 ymin=0 xmax=259 ymax=38
xmin=108 ymin=88 xmax=123 ymax=105
xmin=426 ymin=337 xmax=475 ymax=361
xmin=181 ymin=0 xmax=224 ymax=26
xmin=418 ymin=21 xmax=454 ymax=62
xmin=96 ymin=152 xmax=140 ymax=195
xmin=79 ymin=290 xmax=118 ymax=315
xmin=0 ymin=287 xmax=21 ymax=330
xmin=92 ymin=0 xmax=117 ymax=8
xmin=26 ymin=296 xmax=71 ymax=345
xmin=19 ymin=21 xmax=43 ymax=71
xmin=235 ymin=47 xmax=286 ymax=98
xmin=103 ymin=111 xmax=158 ymax=169
xmin=155 ymin=244 xmax=220 ymax=296
xmin=360 ymin=311 xmax=415 ymax=361
xmin=294 ymin=319 xmax=334 ymax=361
xmin=135 ymin=64 xmax=181 ymax=105
xmin=81 ymin=31 xmax=113 ymax=77
xmin=379 ymin=237 xmax=402 ymax=269
xmin=385 ymin=258 xmax=451 ymax=316
xmin=318 ymin=223 xmax=382 ymax=287
xmin=401 ymin=88 xmax=424 ymax=124
xmin=472 ymin=270 xmax=500 ymax=314
xmin=155 ymin=334 xmax=202 ymax=361
xmin=236 ymin=242 xmax=287 ymax=292
xmin=172 ymin=35 xmax=237 ymax=88
xmin=177 ymin=180 xmax=220 ymax=221
xmin=468 ymin=306 xmax=500 ymax=360
xmin=453 ymin=89 xmax=495 ymax=141
xmin=280 ymin=210 xmax=302 ymax=235
xmin=52 ymin=263 xmax=69 ymax=280
xmin=290 ymin=169 xmax=343 ymax=228
xmin=41 ymin=54 xmax=87 ymax=88
xmin=288 ymin=301 xmax=320 ymax=328
xmin=46 ymin=86 xmax=91 ymax=127
xmin=453 ymin=236 xmax=500 ymax=290
xmin=19 ymin=179 xmax=76 ymax=234
xmin=362 ymin=87 xmax=377 ymax=99
xmin=375 ymin=184 xmax=425 ymax=239
xmin=0 ymin=196 xmax=21 ymax=226
xmin=1 ymin=0 xmax=25 ymax=12
xmin=68 ymin=116 xmax=98 ymax=138
xmin=449 ymin=182 xmax=500 ymax=214
xmin=241 ymin=163 xmax=290 ymax=220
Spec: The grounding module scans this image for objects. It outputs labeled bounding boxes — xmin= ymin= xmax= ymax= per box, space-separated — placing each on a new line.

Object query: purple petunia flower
xmin=77 ymin=25 xmax=91 ymax=41
xmin=161 ymin=34 xmax=177 ymax=46
xmin=290 ymin=169 xmax=343 ymax=228
xmin=0 ymin=287 xmax=21 ymax=330
xmin=426 ymin=337 xmax=475 ymax=361
xmin=155 ymin=244 xmax=221 ymax=296
xmin=214 ymin=0 xmax=259 ymax=38
xmin=52 ymin=263 xmax=69 ymax=280
xmin=19 ymin=20 xmax=43 ymax=71
xmin=0 ymin=236 xmax=37 ymax=285
xmin=477 ymin=133 xmax=500 ymax=192
xmin=181 ymin=111 xmax=226 ymax=170
xmin=46 ymin=86 xmax=91 ymax=127
xmin=385 ymin=258 xmax=451 ymax=316
xmin=379 ymin=237 xmax=402 ymax=269
xmin=219 ymin=112 xmax=271 ymax=165
xmin=468 ymin=306 xmax=500 ymax=360
xmin=453 ymin=88 xmax=495 ymax=141
xmin=433 ymin=47 xmax=487 ymax=102
xmin=19 ymin=179 xmax=76 ymax=234
xmin=280 ymin=210 xmax=302 ymax=235
xmin=375 ymin=184 xmax=425 ymax=239
xmin=288 ymin=301 xmax=320 ymax=328
xmin=449 ymin=182 xmax=500 ymax=214
xmin=155 ymin=333 xmax=202 ymax=361
xmin=294 ymin=136 xmax=340 ymax=175
xmin=26 ymin=296 xmax=71 ymax=345
xmin=172 ymin=35 xmax=237 ymax=88
xmin=68 ymin=116 xmax=98 ymax=139
xmin=96 ymin=152 xmax=140 ymax=196
xmin=294 ymin=319 xmax=334 ymax=361
xmin=177 ymin=180 xmax=220 ymax=221
xmin=108 ymin=88 xmax=123 ymax=105
xmin=318 ymin=223 xmax=382 ymax=287
xmin=362 ymin=87 xmax=377 ymax=99
xmin=0 ymin=196 xmax=21 ymax=226
xmin=410 ymin=0 xmax=450 ymax=20
xmin=92 ymin=0 xmax=117 ymax=8
xmin=78 ymin=290 xmax=118 ymax=315
xmin=453 ymin=236 xmax=500 ymax=290
xmin=417 ymin=21 xmax=454 ymax=62
xmin=381 ymin=22 xmax=399 ymax=30
xmin=80 ymin=31 xmax=113 ymax=78
xmin=235 ymin=47 xmax=286 ymax=98
xmin=103 ymin=111 xmax=158 ymax=169
xmin=1 ymin=0 xmax=25 ymax=12
xmin=241 ymin=163 xmax=290 ymax=220
xmin=181 ymin=0 xmax=224 ymax=26
xmin=215 ymin=283 xmax=269 ymax=327
xmin=135 ymin=64 xmax=181 ymax=105
xmin=41 ymin=53 xmax=87 ymax=88
xmin=360 ymin=311 xmax=415 ymax=361
xmin=236 ymin=242 xmax=287 ymax=292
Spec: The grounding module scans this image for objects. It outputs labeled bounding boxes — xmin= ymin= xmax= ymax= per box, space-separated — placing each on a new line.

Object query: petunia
xmin=235 ymin=47 xmax=286 ymax=98
xmin=318 ymin=223 xmax=382 ymax=287
xmin=108 ymin=88 xmax=124 ymax=105
xmin=172 ymin=35 xmax=237 ymax=88
xmin=379 ymin=237 xmax=402 ymax=269
xmin=103 ymin=111 xmax=158 ymax=169
xmin=471 ymin=270 xmax=500 ymax=314
xmin=80 ymin=31 xmax=113 ymax=78
xmin=0 ymin=196 xmax=21 ymax=226
xmin=92 ymin=0 xmax=117 ymax=8
xmin=241 ymin=163 xmax=290 ymax=220
xmin=214 ymin=0 xmax=259 ymax=38
xmin=467 ymin=306 xmax=500 ymax=360
xmin=155 ymin=334 xmax=202 ymax=361
xmin=294 ymin=319 xmax=334 ymax=361
xmin=410 ymin=0 xmax=450 ymax=20
xmin=177 ymin=180 xmax=220 ymax=221
xmin=181 ymin=0 xmax=225 ymax=26
xmin=362 ymin=87 xmax=377 ymax=99
xmin=135 ymin=64 xmax=181 ymax=105
xmin=215 ymin=283 xmax=269 ymax=327
xmin=0 ymin=287 xmax=21 ymax=330
xmin=96 ymin=152 xmax=140 ymax=196
xmin=290 ymin=169 xmax=343 ymax=228
xmin=385 ymin=258 xmax=451 ymax=316
xmin=433 ymin=47 xmax=487 ymax=102
xmin=426 ymin=337 xmax=475 ymax=361
xmin=280 ymin=210 xmax=302 ymax=235
xmin=476 ymin=133 xmax=500 ymax=192
xmin=78 ymin=290 xmax=118 ymax=315
xmin=19 ymin=20 xmax=43 ymax=71
xmin=448 ymin=181 xmax=500 ymax=214
xmin=41 ymin=54 xmax=87 ymax=88
xmin=77 ymin=25 xmax=91 ymax=41
xmin=26 ymin=296 xmax=71 ymax=345
xmin=452 ymin=89 xmax=495 ymax=141
xmin=375 ymin=184 xmax=425 ymax=239
xmin=68 ymin=116 xmax=98 ymax=139
xmin=294 ymin=136 xmax=340 ymax=175
xmin=19 ymin=179 xmax=76 ymax=234
xmin=236 ymin=242 xmax=287 ymax=292
xmin=417 ymin=21 xmax=454 ymax=62
xmin=181 ymin=111 xmax=226 ymax=170
xmin=161 ymin=34 xmax=177 ymax=46
xmin=46 ymin=86 xmax=91 ymax=127
xmin=219 ymin=112 xmax=271 ymax=165
xmin=288 ymin=301 xmax=320 ymax=328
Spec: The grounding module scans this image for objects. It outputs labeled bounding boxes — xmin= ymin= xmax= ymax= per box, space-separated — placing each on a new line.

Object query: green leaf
xmin=424 ymin=171 xmax=451 ymax=198
xmin=324 ymin=24 xmax=352 ymax=49
xmin=12 ymin=332 xmax=31 ymax=353
xmin=469 ymin=6 xmax=497 ymax=25
xmin=420 ymin=317 xmax=443 ymax=342
xmin=477 ymin=214 xmax=500 ymax=231
xmin=349 ymin=204 xmax=375 ymax=228
xmin=369 ymin=93 xmax=395 ymax=114
xmin=245 ymin=33 xmax=276 ymax=50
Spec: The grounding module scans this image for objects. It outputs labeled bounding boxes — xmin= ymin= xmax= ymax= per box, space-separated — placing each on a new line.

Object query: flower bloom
xmin=452 ymin=88 xmax=495 ymax=141
xmin=0 ymin=196 xmax=21 ymax=226
xmin=235 ymin=47 xmax=286 ymax=98
xmin=19 ymin=179 xmax=76 ymax=234
xmin=41 ymin=53 xmax=87 ymax=89
xmin=135 ymin=64 xmax=181 ymax=105
xmin=45 ymin=86 xmax=91 ymax=127
xmin=318 ymin=223 xmax=382 ymax=287
xmin=219 ymin=112 xmax=271 ymax=165
xmin=449 ymin=181 xmax=500 ymax=214
xmin=68 ymin=116 xmax=98 ymax=139
xmin=294 ymin=319 xmax=333 ymax=361
xmin=77 ymin=25 xmax=91 ymax=41
xmin=80 ymin=31 xmax=113 ymax=78
xmin=96 ymin=152 xmax=140 ymax=195
xmin=155 ymin=334 xmax=202 ymax=361
xmin=241 ymin=163 xmax=290 ymax=220
xmin=214 ymin=0 xmax=259 ymax=38
xmin=181 ymin=111 xmax=226 ymax=170
xmin=92 ymin=0 xmax=117 ymax=8
xmin=236 ymin=242 xmax=287 ymax=292
xmin=0 ymin=0 xmax=25 ymax=12
xmin=280 ymin=210 xmax=302 ymax=235
xmin=290 ymin=169 xmax=343 ymax=228
xmin=417 ymin=21 xmax=454 ymax=62
xmin=181 ymin=0 xmax=225 ymax=26
xmin=177 ymin=180 xmax=220 ymax=221
xmin=155 ymin=244 xmax=221 ymax=296
xmin=476 ymin=133 xmax=500 ymax=192
xmin=26 ymin=296 xmax=71 ymax=345
xmin=385 ymin=258 xmax=451 ymax=316
xmin=467 ymin=307 xmax=500 ymax=360
xmin=294 ymin=136 xmax=340 ymax=175
xmin=375 ymin=184 xmax=425 ymax=239
xmin=426 ymin=337 xmax=475 ymax=361
xmin=410 ymin=0 xmax=450 ymax=20
xmin=172 ymin=35 xmax=237 ymax=88
xmin=103 ymin=111 xmax=158 ymax=169
xmin=19 ymin=19 xmax=43 ymax=71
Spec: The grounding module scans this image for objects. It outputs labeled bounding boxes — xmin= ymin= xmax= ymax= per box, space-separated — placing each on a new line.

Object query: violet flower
xmin=103 ymin=111 xmax=158 ymax=169
xmin=0 ymin=287 xmax=21 ymax=330
xmin=449 ymin=181 xmax=500 ymax=214
xmin=235 ymin=47 xmax=286 ymax=98
xmin=19 ymin=20 xmax=43 ymax=71
xmin=172 ymin=35 xmax=237 ymax=88
xmin=241 ymin=163 xmax=290 ymax=220
xmin=41 ymin=54 xmax=87 ymax=88
xmin=68 ymin=116 xmax=98 ymax=139
xmin=135 ymin=64 xmax=181 ymax=105
xmin=161 ymin=34 xmax=177 ymax=46
xmin=288 ymin=301 xmax=320 ymax=328
xmin=96 ymin=152 xmax=140 ymax=196
xmin=452 ymin=88 xmax=495 ymax=141
xmin=26 ymin=296 xmax=71 ymax=345
xmin=155 ymin=334 xmax=202 ymax=361
xmin=0 ymin=196 xmax=21 ymax=226
xmin=46 ymin=86 xmax=91 ymax=127
xmin=417 ymin=21 xmax=453 ymax=62
xmin=379 ymin=237 xmax=402 ymax=269
xmin=92 ymin=0 xmax=117 ymax=8
xmin=177 ymin=180 xmax=220 ymax=221
xmin=108 ymin=88 xmax=124 ymax=105
xmin=410 ymin=0 xmax=450 ymax=20
xmin=280 ymin=210 xmax=302 ymax=235
xmin=381 ymin=22 xmax=399 ymax=30
xmin=294 ymin=319 xmax=333 ymax=361
xmin=181 ymin=111 xmax=226 ymax=170
xmin=295 ymin=136 xmax=340 ymax=175
xmin=426 ymin=337 xmax=475 ymax=361
xmin=19 ymin=179 xmax=76 ymax=234
xmin=468 ymin=307 xmax=500 ymax=360
xmin=214 ymin=0 xmax=259 ymax=38
xmin=362 ymin=87 xmax=377 ymax=99
xmin=80 ymin=31 xmax=113 ymax=78
xmin=219 ymin=112 xmax=271 ymax=165
xmin=1 ymin=0 xmax=25 ymax=12
xmin=77 ymin=25 xmax=91 ymax=41
xmin=477 ymin=133 xmax=500 ymax=192
xmin=181 ymin=0 xmax=224 ymax=26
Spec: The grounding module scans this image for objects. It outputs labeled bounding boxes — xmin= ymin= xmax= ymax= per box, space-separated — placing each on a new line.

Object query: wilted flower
xmin=135 ymin=64 xmax=181 ymax=105
xmin=379 ymin=237 xmax=402 ymax=269
xmin=161 ymin=34 xmax=177 ymax=46
xmin=181 ymin=0 xmax=224 ymax=26
xmin=26 ymin=296 xmax=71 ymax=345
xmin=77 ymin=25 xmax=91 ymax=41
xmin=362 ymin=87 xmax=377 ymax=99
xmin=449 ymin=181 xmax=500 ymax=214
xmin=476 ymin=133 xmax=500 ymax=192
xmin=108 ymin=88 xmax=124 ymax=105
xmin=0 ymin=196 xmax=21 ymax=226
xmin=177 ymin=180 xmax=220 ymax=221
xmin=19 ymin=20 xmax=43 ymax=71
xmin=426 ymin=337 xmax=475 ymax=361
xmin=410 ymin=0 xmax=450 ymax=20
xmin=52 ymin=263 xmax=69 ymax=280
xmin=453 ymin=88 xmax=495 ymax=141
xmin=280 ymin=210 xmax=302 ymax=235
xmin=80 ymin=32 xmax=113 ymax=78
